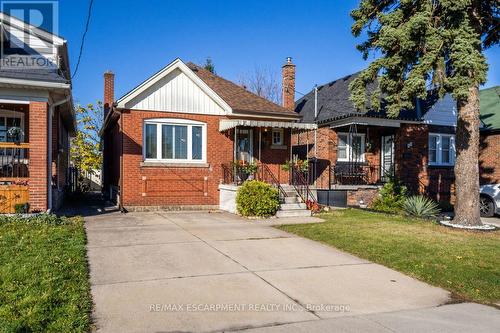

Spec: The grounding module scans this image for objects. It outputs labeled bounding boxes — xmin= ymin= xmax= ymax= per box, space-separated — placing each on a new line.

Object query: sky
xmin=51 ymin=0 xmax=500 ymax=105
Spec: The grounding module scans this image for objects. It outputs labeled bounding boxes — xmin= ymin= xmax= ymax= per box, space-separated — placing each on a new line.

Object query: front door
xmin=380 ymin=135 xmax=394 ymax=182
xmin=236 ymin=128 xmax=253 ymax=163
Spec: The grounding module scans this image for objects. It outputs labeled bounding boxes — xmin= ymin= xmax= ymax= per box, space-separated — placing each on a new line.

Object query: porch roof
xmin=219 ymin=119 xmax=317 ymax=132
xmin=328 ymin=115 xmax=420 ymax=129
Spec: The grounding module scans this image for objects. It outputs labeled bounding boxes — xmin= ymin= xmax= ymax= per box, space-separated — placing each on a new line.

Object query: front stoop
xmin=277 ymin=187 xmax=312 ymax=218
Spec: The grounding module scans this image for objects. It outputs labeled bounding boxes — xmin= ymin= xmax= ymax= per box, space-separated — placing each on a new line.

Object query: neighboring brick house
xmin=479 ymin=86 xmax=500 ymax=185
xmin=101 ymin=58 xmax=315 ymax=211
xmin=293 ymin=72 xmax=460 ymax=207
xmin=0 ymin=13 xmax=75 ymax=213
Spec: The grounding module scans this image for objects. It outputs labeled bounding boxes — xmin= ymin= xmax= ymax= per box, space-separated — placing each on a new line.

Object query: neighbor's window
xmin=143 ymin=119 xmax=206 ymax=163
xmin=272 ymin=128 xmax=284 ymax=145
xmin=337 ymin=132 xmax=365 ymax=162
xmin=428 ymin=133 xmax=455 ymax=166
xmin=0 ymin=114 xmax=23 ymax=142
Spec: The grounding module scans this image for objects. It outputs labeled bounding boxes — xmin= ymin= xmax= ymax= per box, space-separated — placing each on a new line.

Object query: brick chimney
xmin=103 ymin=70 xmax=115 ymax=116
xmin=282 ymin=57 xmax=295 ymax=111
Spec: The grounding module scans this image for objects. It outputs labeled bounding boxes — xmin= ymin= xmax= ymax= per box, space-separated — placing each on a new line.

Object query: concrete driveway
xmin=86 ymin=211 xmax=500 ymax=332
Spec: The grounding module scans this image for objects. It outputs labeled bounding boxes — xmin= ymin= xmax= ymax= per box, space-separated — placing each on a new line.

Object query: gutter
xmin=0 ymin=77 xmax=71 ymax=90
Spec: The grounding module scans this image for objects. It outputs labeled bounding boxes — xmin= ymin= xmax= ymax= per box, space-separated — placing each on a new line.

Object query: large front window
xmin=428 ymin=133 xmax=455 ymax=166
xmin=337 ymin=132 xmax=365 ymax=162
xmin=143 ymin=119 xmax=206 ymax=163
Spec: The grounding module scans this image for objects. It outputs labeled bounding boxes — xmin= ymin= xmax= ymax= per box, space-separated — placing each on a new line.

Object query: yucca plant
xmin=403 ymin=195 xmax=441 ymax=219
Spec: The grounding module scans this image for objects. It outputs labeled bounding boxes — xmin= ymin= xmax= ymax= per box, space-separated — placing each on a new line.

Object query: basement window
xmin=143 ymin=119 xmax=207 ymax=163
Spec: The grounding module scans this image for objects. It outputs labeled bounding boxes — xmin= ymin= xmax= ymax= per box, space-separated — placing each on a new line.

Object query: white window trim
xmin=0 ymin=110 xmax=25 ymax=142
xmin=143 ymin=118 xmax=207 ymax=164
xmin=271 ymin=128 xmax=284 ymax=146
xmin=337 ymin=132 xmax=366 ymax=162
xmin=428 ymin=133 xmax=455 ymax=166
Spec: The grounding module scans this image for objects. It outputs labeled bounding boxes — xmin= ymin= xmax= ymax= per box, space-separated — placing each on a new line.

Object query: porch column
xmin=29 ymin=101 xmax=48 ymax=212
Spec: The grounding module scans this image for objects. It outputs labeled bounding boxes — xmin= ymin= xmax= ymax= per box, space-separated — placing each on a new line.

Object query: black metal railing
xmin=255 ymin=163 xmax=288 ymax=199
xmin=221 ymin=163 xmax=288 ymax=199
xmin=290 ymin=166 xmax=316 ymax=204
xmin=0 ymin=143 xmax=29 ymax=179
xmin=330 ymin=164 xmax=385 ymax=186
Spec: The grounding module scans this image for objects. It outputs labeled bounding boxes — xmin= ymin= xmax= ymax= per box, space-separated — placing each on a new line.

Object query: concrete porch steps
xmin=277 ymin=186 xmax=312 ymax=218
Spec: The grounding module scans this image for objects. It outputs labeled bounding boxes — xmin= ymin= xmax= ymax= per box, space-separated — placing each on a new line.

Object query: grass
xmin=277 ymin=209 xmax=500 ymax=304
xmin=0 ymin=215 xmax=92 ymax=332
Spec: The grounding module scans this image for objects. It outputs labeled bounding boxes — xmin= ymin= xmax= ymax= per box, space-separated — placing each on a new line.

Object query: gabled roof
xmin=186 ymin=62 xmax=297 ymax=117
xmin=117 ymin=58 xmax=297 ymax=118
xmin=116 ymin=58 xmax=232 ymax=112
xmin=295 ymin=72 xmax=420 ymax=124
xmin=0 ymin=12 xmax=71 ymax=85
xmin=480 ymin=86 xmax=500 ymax=132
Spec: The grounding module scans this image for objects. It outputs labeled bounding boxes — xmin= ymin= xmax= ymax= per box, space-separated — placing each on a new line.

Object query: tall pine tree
xmin=349 ymin=0 xmax=498 ymax=226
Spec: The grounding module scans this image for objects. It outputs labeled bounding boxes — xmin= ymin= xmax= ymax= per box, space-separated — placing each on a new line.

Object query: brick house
xmin=0 ymin=13 xmax=75 ymax=213
xmin=101 ymin=58 xmax=316 ymax=212
xmin=479 ymin=86 xmax=500 ymax=185
xmin=293 ymin=72 xmax=460 ymax=207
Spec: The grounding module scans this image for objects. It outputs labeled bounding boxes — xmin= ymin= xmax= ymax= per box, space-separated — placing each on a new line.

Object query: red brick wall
xmin=480 ymin=132 xmax=500 ymax=184
xmin=120 ymin=110 xmax=233 ymax=207
xmin=395 ymin=124 xmax=455 ymax=203
xmin=29 ymin=102 xmax=48 ymax=211
xmin=253 ymin=128 xmax=291 ymax=184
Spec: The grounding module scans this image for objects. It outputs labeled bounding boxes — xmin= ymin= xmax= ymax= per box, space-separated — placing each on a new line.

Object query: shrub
xmin=438 ymin=200 xmax=454 ymax=212
xmin=236 ymin=180 xmax=279 ymax=217
xmin=14 ymin=202 xmax=29 ymax=214
xmin=371 ymin=176 xmax=408 ymax=213
xmin=403 ymin=195 xmax=441 ymax=218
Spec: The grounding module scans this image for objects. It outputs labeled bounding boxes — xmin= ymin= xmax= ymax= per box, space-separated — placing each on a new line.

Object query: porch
xmin=218 ymin=119 xmax=317 ymax=215
xmin=0 ymin=99 xmax=73 ymax=213
xmin=0 ymin=104 xmax=31 ymax=213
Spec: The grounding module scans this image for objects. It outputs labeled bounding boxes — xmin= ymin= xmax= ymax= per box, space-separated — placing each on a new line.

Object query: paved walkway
xmin=85 ymin=210 xmax=500 ymax=332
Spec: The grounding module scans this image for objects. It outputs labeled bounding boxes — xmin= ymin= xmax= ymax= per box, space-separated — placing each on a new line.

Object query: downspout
xmin=119 ymin=108 xmax=125 ymax=212
xmin=47 ymin=96 xmax=70 ymax=213
xmin=314 ymin=84 xmax=318 ymax=158
xmin=313 ymin=84 xmax=318 ymax=186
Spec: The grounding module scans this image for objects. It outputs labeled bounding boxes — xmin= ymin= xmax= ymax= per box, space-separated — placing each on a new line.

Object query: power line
xmin=71 ymin=0 xmax=94 ymax=79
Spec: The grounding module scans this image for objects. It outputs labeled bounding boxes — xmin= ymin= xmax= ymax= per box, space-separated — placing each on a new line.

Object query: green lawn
xmin=277 ymin=209 xmax=500 ymax=304
xmin=0 ymin=215 xmax=92 ymax=332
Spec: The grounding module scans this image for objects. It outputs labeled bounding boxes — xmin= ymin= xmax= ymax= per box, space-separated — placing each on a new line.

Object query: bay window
xmin=337 ymin=132 xmax=365 ymax=162
xmin=428 ymin=133 xmax=455 ymax=166
xmin=143 ymin=119 xmax=206 ymax=163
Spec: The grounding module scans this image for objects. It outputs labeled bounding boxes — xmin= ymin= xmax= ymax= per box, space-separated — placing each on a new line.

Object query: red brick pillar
xmin=29 ymin=102 xmax=48 ymax=211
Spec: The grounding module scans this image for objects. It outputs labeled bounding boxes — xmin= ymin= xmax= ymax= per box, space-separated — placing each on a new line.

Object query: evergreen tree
xmin=203 ymin=57 xmax=216 ymax=74
xmin=349 ymin=0 xmax=499 ymax=226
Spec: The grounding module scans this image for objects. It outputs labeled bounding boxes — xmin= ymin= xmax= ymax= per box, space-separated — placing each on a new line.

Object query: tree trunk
xmin=453 ymin=86 xmax=482 ymax=226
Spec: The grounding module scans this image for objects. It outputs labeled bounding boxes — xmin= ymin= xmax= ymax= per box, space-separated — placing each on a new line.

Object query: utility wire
xmin=71 ymin=0 xmax=94 ymax=79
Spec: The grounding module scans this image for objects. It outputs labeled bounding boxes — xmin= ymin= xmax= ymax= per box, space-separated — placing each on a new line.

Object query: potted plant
xmin=7 ymin=127 xmax=24 ymax=144
xmin=232 ymin=160 xmax=258 ymax=183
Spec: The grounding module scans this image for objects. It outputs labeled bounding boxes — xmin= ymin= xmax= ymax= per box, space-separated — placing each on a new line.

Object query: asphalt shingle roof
xmin=294 ymin=72 xmax=423 ymax=124
xmin=186 ymin=62 xmax=296 ymax=116
xmin=480 ymin=86 xmax=500 ymax=131
xmin=0 ymin=68 xmax=69 ymax=83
